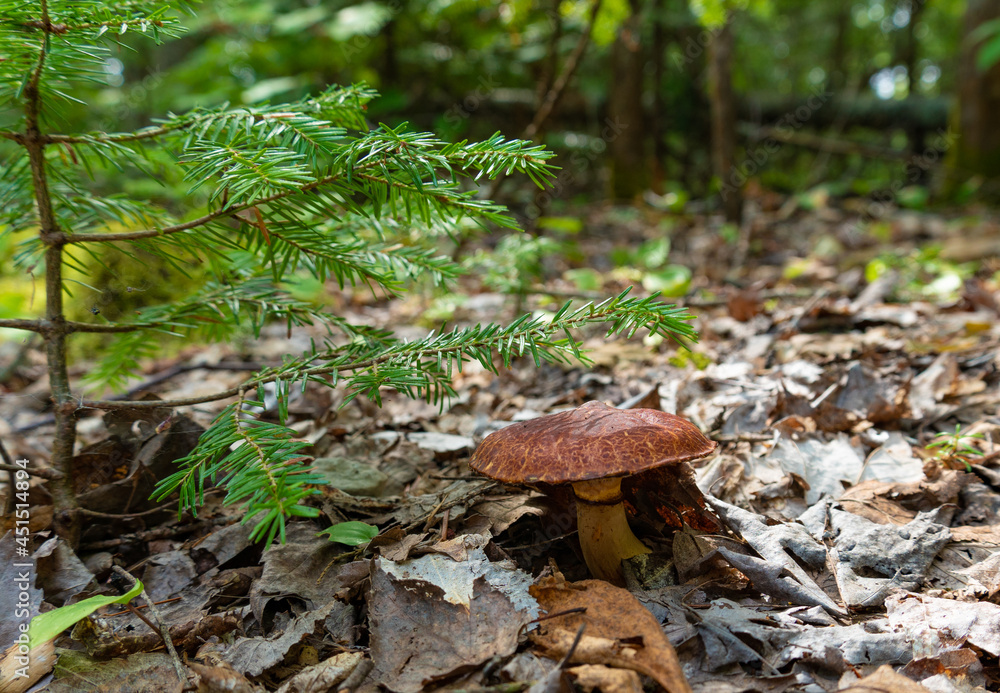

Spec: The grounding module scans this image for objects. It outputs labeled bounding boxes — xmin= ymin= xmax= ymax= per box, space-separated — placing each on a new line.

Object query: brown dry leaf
xmin=188 ymin=659 xmax=258 ymax=693
xmin=727 ymin=287 xmax=763 ymax=322
xmin=32 ymin=651 xmax=184 ymax=693
xmin=838 ymin=664 xmax=932 ymax=692
xmin=373 ymin=530 xmax=427 ymax=562
xmin=466 ymin=493 xmax=546 ymax=535
xmin=368 ymin=548 xmax=536 ymax=693
xmin=837 ymin=471 xmax=969 ymax=525
xmin=836 ymin=490 xmax=915 ymax=525
xmin=74 ymin=411 xmax=204 ymax=516
xmin=567 ymin=664 xmax=643 ymax=693
xmin=949 ymin=525 xmax=1000 ymax=545
xmin=528 ymin=575 xmax=691 ymax=693
xmin=273 ymin=652 xmax=364 ymax=693
xmin=223 ymin=600 xmax=346 ymax=677
xmin=901 ymin=649 xmax=983 ymax=685
xmin=73 ymin=610 xmax=241 ymax=660
xmin=671 ymin=528 xmax=745 ymax=587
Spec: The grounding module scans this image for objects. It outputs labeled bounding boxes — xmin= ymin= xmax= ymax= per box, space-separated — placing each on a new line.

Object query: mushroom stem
xmin=572 ymin=477 xmax=651 ymax=585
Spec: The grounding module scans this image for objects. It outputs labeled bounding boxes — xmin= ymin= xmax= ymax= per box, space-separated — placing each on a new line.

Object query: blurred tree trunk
xmin=708 ymin=17 xmax=741 ymax=223
xmin=608 ymin=0 xmax=648 ymax=200
xmin=538 ymin=0 xmax=563 ymax=104
xmin=383 ymin=19 xmax=399 ymax=87
xmin=650 ymin=0 xmax=667 ymax=192
xmin=949 ymin=0 xmax=1000 ymax=189
xmin=828 ymin=2 xmax=851 ymax=91
xmin=900 ymin=0 xmax=926 ymax=182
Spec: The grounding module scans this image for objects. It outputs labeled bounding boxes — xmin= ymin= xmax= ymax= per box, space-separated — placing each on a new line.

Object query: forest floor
xmin=3 ymin=190 xmax=1000 ymax=693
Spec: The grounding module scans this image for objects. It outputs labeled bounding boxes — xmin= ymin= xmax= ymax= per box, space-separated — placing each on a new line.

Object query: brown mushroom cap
xmin=470 ymin=400 xmax=717 ymax=485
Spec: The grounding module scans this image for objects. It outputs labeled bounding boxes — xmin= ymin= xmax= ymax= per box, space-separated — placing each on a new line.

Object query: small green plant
xmin=28 ymin=579 xmax=143 ymax=649
xmin=0 ymin=0 xmax=701 ymax=547
xmin=926 ymin=425 xmax=986 ymax=471
xmin=464 ymin=232 xmax=563 ymax=296
xmin=865 ymin=245 xmax=977 ymax=303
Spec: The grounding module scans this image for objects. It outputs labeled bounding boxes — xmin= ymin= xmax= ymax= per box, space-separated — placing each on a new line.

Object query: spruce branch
xmin=153 ymin=389 xmax=325 ymax=546
xmin=147 ymin=290 xmax=697 ymax=537
xmin=59 ymin=128 xmax=553 ymax=245
xmin=0 ymin=318 xmax=146 ymax=334
xmin=83 ymin=289 xmax=697 ymax=411
xmin=85 ymin=274 xmax=344 ymax=390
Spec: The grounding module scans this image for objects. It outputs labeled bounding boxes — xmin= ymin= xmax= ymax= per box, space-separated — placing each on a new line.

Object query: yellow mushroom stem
xmin=572 ymin=476 xmax=651 ymax=585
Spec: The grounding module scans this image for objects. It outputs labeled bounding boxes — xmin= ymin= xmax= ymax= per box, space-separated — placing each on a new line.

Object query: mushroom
xmin=470 ymin=400 xmax=717 ymax=585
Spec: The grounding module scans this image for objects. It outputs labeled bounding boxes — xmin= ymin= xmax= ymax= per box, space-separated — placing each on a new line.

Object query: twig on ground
xmin=76 ymin=489 xmax=223 ymax=519
xmin=80 ymin=516 xmax=236 ymax=551
xmin=103 ymin=596 xmax=183 ymax=617
xmin=337 ymin=656 xmax=374 ymax=693
xmin=111 ymin=565 xmax=190 ymax=688
xmin=0 ymin=462 xmax=63 ymax=479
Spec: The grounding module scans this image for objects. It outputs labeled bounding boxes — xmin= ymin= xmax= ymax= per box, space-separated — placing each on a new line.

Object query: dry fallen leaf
xmin=368 ymin=542 xmax=538 ymax=693
xmin=273 ymin=651 xmax=364 ymax=693
xmin=528 ymin=574 xmax=691 ymax=693
xmin=567 ymin=664 xmax=643 ymax=693
xmin=838 ymin=664 xmax=933 ymax=692
xmin=189 ymin=658 xmax=258 ymax=693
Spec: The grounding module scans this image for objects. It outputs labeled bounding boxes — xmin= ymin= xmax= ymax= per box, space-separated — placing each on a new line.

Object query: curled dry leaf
xmin=273 ymin=651 xmax=364 ymax=693
xmin=528 ymin=575 xmax=691 ymax=693
xmin=838 ymin=664 xmax=933 ymax=692
xmin=568 ymin=664 xmax=643 ymax=693
xmin=188 ymin=658 xmax=258 ymax=693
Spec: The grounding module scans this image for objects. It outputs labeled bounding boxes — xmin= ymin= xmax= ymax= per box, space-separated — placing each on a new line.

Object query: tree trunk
xmin=608 ymin=0 xmax=648 ymax=200
xmin=901 ymin=0 xmax=927 ymax=182
xmin=949 ymin=0 xmax=1000 ymax=189
xmin=828 ymin=1 xmax=851 ymax=91
xmin=708 ymin=18 xmax=741 ymax=223
xmin=650 ymin=0 xmax=667 ymax=192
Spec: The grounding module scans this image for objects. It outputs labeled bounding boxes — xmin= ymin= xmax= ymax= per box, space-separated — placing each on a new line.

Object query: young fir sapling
xmin=0 ymin=0 xmax=700 ymax=546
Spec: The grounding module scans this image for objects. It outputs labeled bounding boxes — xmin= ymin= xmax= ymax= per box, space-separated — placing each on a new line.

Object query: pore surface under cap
xmin=470 ymin=400 xmax=717 ymax=484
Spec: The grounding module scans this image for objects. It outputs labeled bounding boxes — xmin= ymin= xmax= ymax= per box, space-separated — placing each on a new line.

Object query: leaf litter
xmin=3 ymin=201 xmax=1000 ymax=692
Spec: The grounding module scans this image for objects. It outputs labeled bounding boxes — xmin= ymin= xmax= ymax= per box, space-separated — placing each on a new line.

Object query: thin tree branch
xmin=47 ymin=125 xmax=182 ymax=145
xmin=20 ymin=16 xmax=167 ymax=34
xmin=486 ymin=0 xmax=602 ymax=201
xmin=0 ymin=319 xmax=48 ymax=333
xmin=0 ymin=463 xmax=64 ymax=480
xmin=524 ymin=0 xmax=603 ymax=141
xmin=110 ymin=565 xmax=190 ymax=688
xmin=46 ymin=106 xmax=335 ymax=145
xmin=78 ymin=297 xmax=654 ymax=410
xmin=60 ymin=140 xmax=538 ymax=246
xmin=61 ymin=166 xmax=368 ymax=245
xmin=0 ymin=318 xmax=148 ymax=334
